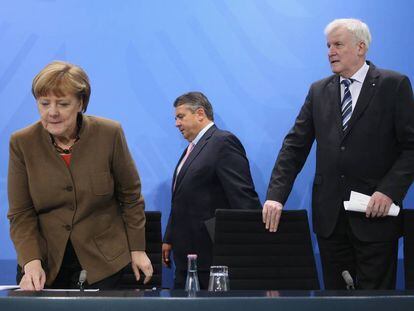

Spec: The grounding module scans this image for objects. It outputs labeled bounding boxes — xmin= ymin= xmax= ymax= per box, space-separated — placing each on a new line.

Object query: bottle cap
xmin=187 ymin=254 xmax=198 ymax=259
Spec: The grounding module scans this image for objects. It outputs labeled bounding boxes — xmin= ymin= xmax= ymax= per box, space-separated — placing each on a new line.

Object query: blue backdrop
xmin=1 ymin=0 xmax=413 ymax=288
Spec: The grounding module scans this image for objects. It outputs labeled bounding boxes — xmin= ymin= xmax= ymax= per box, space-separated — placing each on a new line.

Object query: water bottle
xmin=185 ymin=254 xmax=200 ymax=292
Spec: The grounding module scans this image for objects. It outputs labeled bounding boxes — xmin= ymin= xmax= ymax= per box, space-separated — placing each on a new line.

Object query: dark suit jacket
xmin=164 ymin=125 xmax=261 ymax=271
xmin=267 ymin=62 xmax=414 ymax=241
xmin=8 ymin=115 xmax=146 ymax=285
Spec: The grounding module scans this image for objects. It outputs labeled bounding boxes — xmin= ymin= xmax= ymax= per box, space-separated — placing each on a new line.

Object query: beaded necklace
xmin=50 ymin=114 xmax=82 ymax=154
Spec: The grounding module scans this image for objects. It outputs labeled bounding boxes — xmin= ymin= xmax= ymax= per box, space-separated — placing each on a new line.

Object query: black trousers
xmin=317 ymin=209 xmax=398 ymax=290
xmin=17 ymin=240 xmax=126 ymax=290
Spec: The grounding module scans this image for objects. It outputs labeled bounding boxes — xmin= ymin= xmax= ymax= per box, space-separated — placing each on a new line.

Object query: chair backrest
xmin=212 ymin=209 xmax=319 ymax=290
xmin=404 ymin=209 xmax=414 ymax=289
xmin=119 ymin=211 xmax=162 ymax=289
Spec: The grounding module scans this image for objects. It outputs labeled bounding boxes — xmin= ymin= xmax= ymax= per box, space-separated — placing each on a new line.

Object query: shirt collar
xmin=340 ymin=61 xmax=369 ymax=84
xmin=191 ymin=122 xmax=214 ymax=145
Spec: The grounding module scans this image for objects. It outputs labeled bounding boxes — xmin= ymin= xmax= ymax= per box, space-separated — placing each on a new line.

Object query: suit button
xmin=64 ymin=225 xmax=72 ymax=231
xmin=340 ymin=175 xmax=345 ymax=179
xmin=66 ymin=186 xmax=73 ymax=192
xmin=340 ymin=146 xmax=345 ymax=151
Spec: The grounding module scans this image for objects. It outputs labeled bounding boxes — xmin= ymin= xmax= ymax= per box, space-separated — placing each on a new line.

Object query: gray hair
xmin=324 ymin=18 xmax=372 ymax=50
xmin=173 ymin=91 xmax=214 ymax=121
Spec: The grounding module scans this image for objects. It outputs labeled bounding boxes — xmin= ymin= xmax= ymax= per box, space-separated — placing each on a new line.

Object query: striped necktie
xmin=341 ymin=79 xmax=353 ymax=131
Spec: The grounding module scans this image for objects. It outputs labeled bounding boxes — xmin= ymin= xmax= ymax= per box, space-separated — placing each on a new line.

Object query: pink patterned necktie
xmin=173 ymin=142 xmax=195 ymax=190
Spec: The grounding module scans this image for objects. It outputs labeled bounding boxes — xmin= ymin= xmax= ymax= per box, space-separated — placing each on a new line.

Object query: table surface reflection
xmin=2 ymin=289 xmax=414 ymax=297
xmin=2 ymin=289 xmax=414 ymax=311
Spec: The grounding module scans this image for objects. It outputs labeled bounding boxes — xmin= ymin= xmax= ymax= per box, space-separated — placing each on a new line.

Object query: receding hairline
xmin=172 ymin=91 xmax=214 ymax=121
xmin=324 ymin=18 xmax=372 ymax=49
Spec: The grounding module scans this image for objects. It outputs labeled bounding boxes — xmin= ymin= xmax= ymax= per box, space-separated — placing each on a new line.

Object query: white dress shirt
xmin=340 ymin=61 xmax=370 ymax=111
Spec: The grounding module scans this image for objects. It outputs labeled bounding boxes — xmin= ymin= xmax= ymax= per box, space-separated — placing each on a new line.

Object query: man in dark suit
xmin=162 ymin=92 xmax=261 ymax=289
xmin=263 ymin=18 xmax=414 ymax=289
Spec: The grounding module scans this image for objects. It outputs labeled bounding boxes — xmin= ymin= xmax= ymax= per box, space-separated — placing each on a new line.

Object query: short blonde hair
xmin=32 ymin=61 xmax=91 ymax=112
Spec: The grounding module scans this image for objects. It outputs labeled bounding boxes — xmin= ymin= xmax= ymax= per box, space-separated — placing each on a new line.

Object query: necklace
xmin=51 ymin=135 xmax=80 ymax=154
xmin=50 ymin=113 xmax=83 ymax=155
xmin=52 ymin=137 xmax=79 ymax=154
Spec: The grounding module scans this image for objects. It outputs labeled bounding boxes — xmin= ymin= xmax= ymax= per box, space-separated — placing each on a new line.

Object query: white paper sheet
xmin=343 ymin=191 xmax=400 ymax=216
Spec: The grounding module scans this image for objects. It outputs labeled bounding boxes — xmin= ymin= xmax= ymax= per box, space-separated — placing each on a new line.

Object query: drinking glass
xmin=208 ymin=266 xmax=230 ymax=292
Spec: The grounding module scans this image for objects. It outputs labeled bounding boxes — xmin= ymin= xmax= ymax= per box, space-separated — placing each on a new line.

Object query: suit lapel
xmin=173 ymin=125 xmax=217 ymax=194
xmin=342 ymin=62 xmax=380 ymax=139
xmin=171 ymin=148 xmax=187 ymax=194
xmin=326 ymin=75 xmax=344 ymax=139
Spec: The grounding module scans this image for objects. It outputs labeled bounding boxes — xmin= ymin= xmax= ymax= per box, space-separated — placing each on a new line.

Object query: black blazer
xmin=267 ymin=62 xmax=414 ymax=241
xmin=164 ymin=125 xmax=261 ymax=271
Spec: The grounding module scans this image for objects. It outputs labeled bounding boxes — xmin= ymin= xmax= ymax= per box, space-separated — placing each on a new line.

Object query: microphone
xmin=78 ymin=270 xmax=87 ymax=291
xmin=341 ymin=270 xmax=355 ymax=290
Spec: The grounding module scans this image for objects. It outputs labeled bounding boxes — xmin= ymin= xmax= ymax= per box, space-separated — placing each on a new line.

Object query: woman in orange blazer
xmin=7 ymin=61 xmax=152 ymax=290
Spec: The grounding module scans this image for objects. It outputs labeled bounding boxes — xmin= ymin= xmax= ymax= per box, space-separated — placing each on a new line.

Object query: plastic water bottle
xmin=185 ymin=254 xmax=200 ymax=293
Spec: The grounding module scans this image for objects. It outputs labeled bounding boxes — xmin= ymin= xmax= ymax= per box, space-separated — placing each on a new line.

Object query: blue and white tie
xmin=341 ymin=79 xmax=353 ymax=131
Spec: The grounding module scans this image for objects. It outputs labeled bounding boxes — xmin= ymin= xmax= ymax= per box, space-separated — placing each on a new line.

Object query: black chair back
xmin=119 ymin=211 xmax=162 ymax=289
xmin=213 ymin=209 xmax=319 ymax=290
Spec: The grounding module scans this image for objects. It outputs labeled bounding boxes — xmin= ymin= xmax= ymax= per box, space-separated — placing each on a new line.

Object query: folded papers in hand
xmin=343 ymin=191 xmax=400 ymax=216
